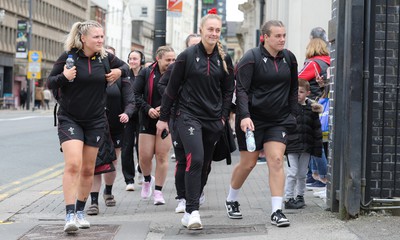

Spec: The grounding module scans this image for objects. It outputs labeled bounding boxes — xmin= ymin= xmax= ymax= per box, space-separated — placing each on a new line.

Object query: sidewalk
xmin=0 ymin=152 xmax=399 ymax=239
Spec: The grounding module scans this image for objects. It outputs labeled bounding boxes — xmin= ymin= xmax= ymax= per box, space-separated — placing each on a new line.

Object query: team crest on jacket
xmin=282 ymin=131 xmax=286 ymax=138
xmin=196 ymin=57 xmax=200 ymax=62
xmin=217 ymin=59 xmax=220 ymax=66
xmin=173 ymin=141 xmax=178 ymax=147
xmin=263 ymin=57 xmax=267 ymax=63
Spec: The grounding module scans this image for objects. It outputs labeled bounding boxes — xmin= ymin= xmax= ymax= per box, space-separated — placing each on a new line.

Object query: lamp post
xmin=26 ymin=0 xmax=33 ymax=110
xmin=153 ymin=0 xmax=166 ymax=57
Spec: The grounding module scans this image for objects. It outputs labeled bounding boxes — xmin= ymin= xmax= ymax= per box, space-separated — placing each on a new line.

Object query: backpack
xmin=52 ymin=51 xmax=111 ymax=126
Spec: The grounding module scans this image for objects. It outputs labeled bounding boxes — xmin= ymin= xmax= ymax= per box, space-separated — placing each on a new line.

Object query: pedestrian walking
xmin=133 ymin=46 xmax=175 ymax=205
xmin=46 ymin=20 xmax=129 ymax=233
xmin=87 ymin=46 xmax=135 ymax=215
xmin=121 ymin=49 xmax=145 ymax=191
xmin=284 ymin=79 xmax=322 ymax=209
xmin=43 ymin=87 xmax=51 ymax=110
xmin=156 ymin=8 xmax=235 ymax=230
xmin=157 ymin=33 xmax=203 ymax=214
xmin=19 ymin=88 xmax=27 ymax=110
xmin=224 ymin=20 xmax=298 ymax=227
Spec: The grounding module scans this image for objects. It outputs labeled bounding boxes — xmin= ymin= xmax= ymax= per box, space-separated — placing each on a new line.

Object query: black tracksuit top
xmin=133 ymin=63 xmax=163 ymax=115
xmin=235 ymin=45 xmax=298 ymax=122
xmin=47 ymin=48 xmax=129 ymax=121
xmin=159 ymin=42 xmax=235 ymax=122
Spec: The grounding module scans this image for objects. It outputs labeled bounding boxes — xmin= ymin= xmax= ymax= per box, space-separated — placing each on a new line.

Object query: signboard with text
xmin=27 ymin=50 xmax=42 ymax=79
xmin=16 ymin=20 xmax=29 ymax=59
xmin=167 ymin=0 xmax=183 ymax=17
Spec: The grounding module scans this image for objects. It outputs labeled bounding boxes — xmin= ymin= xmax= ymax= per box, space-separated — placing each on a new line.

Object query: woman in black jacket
xmin=224 ymin=20 xmax=298 ymax=227
xmin=47 ymin=20 xmax=129 ymax=233
xmin=156 ymin=9 xmax=235 ymax=230
xmin=133 ymin=46 xmax=175 ymax=206
xmin=87 ymin=46 xmax=135 ymax=215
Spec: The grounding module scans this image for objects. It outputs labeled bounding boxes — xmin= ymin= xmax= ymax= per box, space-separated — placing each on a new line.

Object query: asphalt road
xmin=0 ymin=109 xmax=63 ymax=199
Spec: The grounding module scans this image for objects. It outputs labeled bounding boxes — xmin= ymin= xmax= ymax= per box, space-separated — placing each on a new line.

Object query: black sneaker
xmin=225 ymin=201 xmax=243 ymax=219
xmin=284 ymin=198 xmax=298 ymax=209
xmin=271 ymin=209 xmax=290 ymax=227
xmin=295 ymin=195 xmax=305 ymax=208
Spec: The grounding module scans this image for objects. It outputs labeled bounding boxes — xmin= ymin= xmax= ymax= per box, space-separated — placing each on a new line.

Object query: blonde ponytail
xmin=217 ymin=41 xmax=228 ymax=74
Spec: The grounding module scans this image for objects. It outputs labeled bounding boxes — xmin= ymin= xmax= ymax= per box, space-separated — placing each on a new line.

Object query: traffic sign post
xmin=27 ymin=50 xmax=42 ymax=79
xmin=27 ymin=50 xmax=42 ymax=111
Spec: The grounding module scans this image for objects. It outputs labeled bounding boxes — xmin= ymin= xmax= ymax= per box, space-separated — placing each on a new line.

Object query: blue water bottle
xmin=245 ymin=128 xmax=256 ymax=152
xmin=66 ymin=54 xmax=74 ymax=82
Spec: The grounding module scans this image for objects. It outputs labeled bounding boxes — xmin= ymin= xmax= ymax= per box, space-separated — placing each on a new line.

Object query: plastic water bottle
xmin=66 ymin=54 xmax=74 ymax=82
xmin=245 ymin=128 xmax=256 ymax=152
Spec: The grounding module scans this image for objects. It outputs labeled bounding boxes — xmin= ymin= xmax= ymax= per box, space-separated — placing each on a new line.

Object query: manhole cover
xmin=18 ymin=224 xmax=120 ymax=240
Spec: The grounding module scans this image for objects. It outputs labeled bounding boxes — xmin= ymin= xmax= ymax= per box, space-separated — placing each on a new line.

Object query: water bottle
xmin=245 ymin=128 xmax=256 ymax=152
xmin=66 ymin=54 xmax=74 ymax=82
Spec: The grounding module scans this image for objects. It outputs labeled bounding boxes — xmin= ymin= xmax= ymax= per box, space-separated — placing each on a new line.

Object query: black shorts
xmin=57 ymin=112 xmax=107 ymax=147
xmin=236 ymin=114 xmax=296 ymax=151
xmin=110 ymin=131 xmax=123 ymax=148
xmin=139 ymin=117 xmax=158 ymax=135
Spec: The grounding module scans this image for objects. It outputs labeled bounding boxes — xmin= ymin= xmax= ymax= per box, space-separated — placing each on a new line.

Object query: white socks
xmin=227 ymin=186 xmax=240 ymax=202
xmin=271 ymin=196 xmax=283 ymax=214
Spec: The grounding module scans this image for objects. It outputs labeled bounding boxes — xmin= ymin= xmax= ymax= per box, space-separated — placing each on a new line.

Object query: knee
xmin=268 ymin=155 xmax=284 ymax=170
xmin=238 ymin=161 xmax=256 ymax=172
xmin=64 ymin=162 xmax=80 ymax=175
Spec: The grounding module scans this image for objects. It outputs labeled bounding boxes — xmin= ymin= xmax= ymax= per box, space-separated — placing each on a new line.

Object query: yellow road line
xmin=0 ymin=167 xmax=64 ymax=202
xmin=0 ymin=162 xmax=64 ymax=192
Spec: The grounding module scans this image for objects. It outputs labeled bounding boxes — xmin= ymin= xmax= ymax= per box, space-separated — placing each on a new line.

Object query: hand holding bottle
xmin=64 ymin=54 xmax=76 ymax=82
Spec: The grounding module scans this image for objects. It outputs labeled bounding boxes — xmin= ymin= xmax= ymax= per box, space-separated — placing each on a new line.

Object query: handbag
xmin=213 ymin=123 xmax=237 ymax=165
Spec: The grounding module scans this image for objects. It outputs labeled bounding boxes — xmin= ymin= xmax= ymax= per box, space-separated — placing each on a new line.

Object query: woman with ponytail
xmin=47 ymin=20 xmax=129 ymax=233
xmin=156 ymin=8 xmax=235 ymax=230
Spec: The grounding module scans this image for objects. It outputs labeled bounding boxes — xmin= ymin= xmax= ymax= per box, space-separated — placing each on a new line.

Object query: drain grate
xmin=18 ymin=224 xmax=120 ymax=240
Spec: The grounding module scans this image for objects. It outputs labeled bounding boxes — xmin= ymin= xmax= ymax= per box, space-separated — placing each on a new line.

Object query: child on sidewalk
xmin=284 ymin=79 xmax=323 ymax=209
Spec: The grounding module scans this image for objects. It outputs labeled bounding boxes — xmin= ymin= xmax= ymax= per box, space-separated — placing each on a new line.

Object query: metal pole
xmin=193 ymin=0 xmax=198 ymax=33
xmin=153 ymin=0 xmax=166 ymax=57
xmin=26 ymin=0 xmax=32 ymax=110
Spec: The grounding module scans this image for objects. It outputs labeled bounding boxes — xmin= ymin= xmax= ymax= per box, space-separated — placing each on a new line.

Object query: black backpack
xmin=52 ymin=52 xmax=111 ymax=126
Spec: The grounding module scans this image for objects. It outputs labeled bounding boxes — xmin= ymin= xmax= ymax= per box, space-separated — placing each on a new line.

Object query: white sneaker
xmin=199 ymin=192 xmax=205 ymax=205
xmin=125 ymin=183 xmax=135 ymax=191
xmin=188 ymin=210 xmax=203 ymax=230
xmin=175 ymin=199 xmax=186 ymax=213
xmin=181 ymin=212 xmax=190 ymax=227
xmin=75 ymin=211 xmax=90 ymax=229
xmin=64 ymin=213 xmax=78 ymax=233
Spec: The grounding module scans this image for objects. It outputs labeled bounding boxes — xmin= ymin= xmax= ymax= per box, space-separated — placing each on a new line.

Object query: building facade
xmin=238 ymin=0 xmax=332 ymax=65
xmin=0 ymin=0 xmax=90 ymax=109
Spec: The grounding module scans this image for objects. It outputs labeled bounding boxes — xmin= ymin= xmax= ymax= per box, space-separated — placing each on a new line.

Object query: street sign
xmin=27 ymin=50 xmax=42 ymax=79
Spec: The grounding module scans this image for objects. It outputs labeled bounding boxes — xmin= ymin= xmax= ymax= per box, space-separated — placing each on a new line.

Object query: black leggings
xmin=175 ymin=113 xmax=223 ymax=213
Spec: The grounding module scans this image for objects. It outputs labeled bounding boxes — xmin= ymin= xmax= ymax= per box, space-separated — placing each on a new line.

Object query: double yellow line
xmin=0 ymin=162 xmax=64 ymax=202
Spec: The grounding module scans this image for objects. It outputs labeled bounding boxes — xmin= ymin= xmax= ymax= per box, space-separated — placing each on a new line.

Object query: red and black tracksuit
xmin=159 ymin=42 xmax=235 ymax=213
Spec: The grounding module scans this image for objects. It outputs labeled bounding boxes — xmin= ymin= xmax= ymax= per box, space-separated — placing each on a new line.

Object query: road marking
xmin=0 ymin=163 xmax=64 ymax=202
xmin=0 ymin=115 xmax=52 ymax=121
